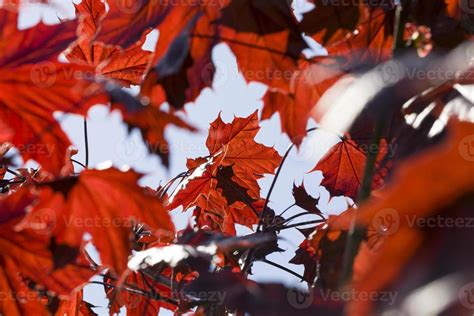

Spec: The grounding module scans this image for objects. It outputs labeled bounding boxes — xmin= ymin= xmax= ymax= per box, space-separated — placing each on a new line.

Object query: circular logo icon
xmin=30 ymin=62 xmax=57 ymax=88
xmin=459 ymin=0 xmax=474 ymax=14
xmin=287 ymin=288 xmax=314 ymax=309
xmin=459 ymin=135 xmax=474 ymax=162
xmin=372 ymin=208 xmax=400 ymax=236
xmin=376 ymin=60 xmax=403 ymax=86
xmin=114 ymin=0 xmax=142 ymax=14
xmin=203 ymin=60 xmax=229 ymax=88
xmin=459 ymin=282 xmax=474 ymax=310
xmin=115 ymin=137 xmax=147 ymax=163
xmin=26 ymin=208 xmax=57 ymax=235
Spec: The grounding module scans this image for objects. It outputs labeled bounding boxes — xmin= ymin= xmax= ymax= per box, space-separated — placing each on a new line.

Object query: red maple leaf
xmin=22 ymin=167 xmax=175 ymax=274
xmin=167 ymin=111 xmax=281 ymax=234
xmin=311 ymin=137 xmax=389 ymax=200
xmin=0 ymin=9 xmax=99 ymax=175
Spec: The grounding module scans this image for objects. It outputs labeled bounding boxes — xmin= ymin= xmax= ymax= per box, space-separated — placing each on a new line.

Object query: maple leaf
xmin=0 ymin=9 xmax=100 ymax=175
xmin=328 ymin=120 xmax=474 ymax=315
xmin=300 ymin=0 xmax=361 ymax=46
xmin=140 ymin=0 xmax=308 ymax=109
xmin=108 ymin=87 xmax=197 ymax=167
xmin=24 ymin=167 xmax=175 ymax=274
xmin=54 ymin=290 xmax=96 ymax=316
xmin=263 ymin=3 xmax=395 ymax=146
xmin=311 ymin=137 xmax=389 ymax=200
xmin=0 ymin=188 xmax=96 ymax=315
xmin=141 ymin=12 xmax=215 ymax=109
xmin=292 ymin=182 xmax=321 ymax=215
xmin=67 ymin=0 xmax=153 ymax=87
xmin=262 ymin=58 xmax=342 ymax=146
xmin=167 ymin=111 xmax=281 ymax=234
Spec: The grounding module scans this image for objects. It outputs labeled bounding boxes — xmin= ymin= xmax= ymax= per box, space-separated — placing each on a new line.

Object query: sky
xmin=12 ymin=0 xmax=351 ymax=314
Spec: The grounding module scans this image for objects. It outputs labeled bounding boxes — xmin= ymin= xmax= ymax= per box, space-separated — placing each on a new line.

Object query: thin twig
xmin=278 ymin=203 xmax=296 ymax=217
xmin=5 ymin=168 xmax=23 ymax=178
xmin=84 ymin=118 xmax=89 ymax=168
xmin=258 ymin=127 xmax=318 ymax=232
xmin=71 ymin=159 xmax=87 ymax=169
xmin=262 ymin=259 xmax=305 ymax=281
xmin=275 ymin=220 xmax=325 ymax=231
